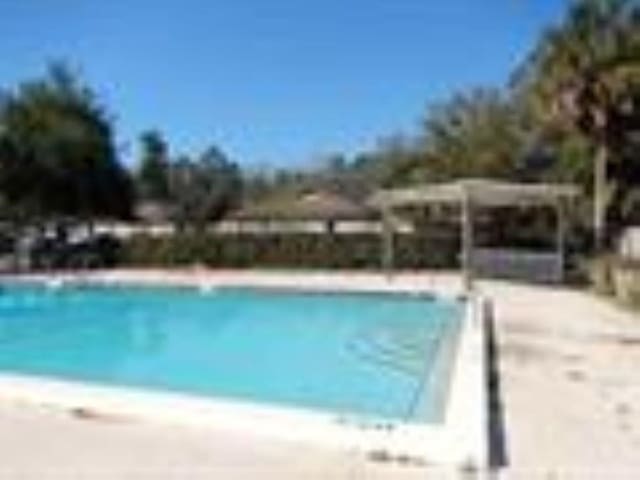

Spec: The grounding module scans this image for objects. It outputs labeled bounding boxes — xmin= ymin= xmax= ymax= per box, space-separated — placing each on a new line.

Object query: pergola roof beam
xmin=370 ymin=179 xmax=579 ymax=209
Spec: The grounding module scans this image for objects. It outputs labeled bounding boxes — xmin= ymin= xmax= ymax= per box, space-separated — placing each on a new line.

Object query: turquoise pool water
xmin=0 ymin=283 xmax=463 ymax=423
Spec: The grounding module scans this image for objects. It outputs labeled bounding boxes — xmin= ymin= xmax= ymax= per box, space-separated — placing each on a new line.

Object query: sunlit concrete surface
xmin=481 ymin=280 xmax=640 ymax=479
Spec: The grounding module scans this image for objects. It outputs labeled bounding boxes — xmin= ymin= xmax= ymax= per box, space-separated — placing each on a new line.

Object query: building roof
xmin=370 ymin=178 xmax=580 ymax=209
xmin=230 ymin=190 xmax=377 ymax=221
xmin=134 ymin=200 xmax=173 ymax=223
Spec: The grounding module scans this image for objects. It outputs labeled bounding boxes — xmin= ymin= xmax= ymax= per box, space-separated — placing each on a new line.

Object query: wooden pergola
xmin=370 ymin=179 xmax=579 ymax=291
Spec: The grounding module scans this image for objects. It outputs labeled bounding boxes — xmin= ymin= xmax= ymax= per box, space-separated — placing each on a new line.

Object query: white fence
xmin=471 ymin=248 xmax=563 ymax=283
xmin=93 ymin=220 xmax=415 ymax=237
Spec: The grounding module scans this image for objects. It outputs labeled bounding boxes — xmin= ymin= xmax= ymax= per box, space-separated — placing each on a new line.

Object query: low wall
xmin=471 ymin=248 xmax=562 ymax=283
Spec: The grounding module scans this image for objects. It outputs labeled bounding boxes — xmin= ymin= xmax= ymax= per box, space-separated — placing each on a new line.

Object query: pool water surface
xmin=0 ymin=284 xmax=462 ymax=423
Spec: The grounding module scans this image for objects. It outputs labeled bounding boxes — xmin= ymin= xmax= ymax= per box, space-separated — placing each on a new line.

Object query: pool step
xmin=347 ymin=329 xmax=441 ymax=378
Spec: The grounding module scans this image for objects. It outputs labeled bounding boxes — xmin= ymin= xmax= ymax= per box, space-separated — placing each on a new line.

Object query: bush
xmin=31 ymin=233 xmax=123 ymax=270
xmin=119 ymin=233 xmax=459 ymax=270
xmin=587 ymin=254 xmax=616 ymax=296
xmin=611 ymin=258 xmax=640 ymax=309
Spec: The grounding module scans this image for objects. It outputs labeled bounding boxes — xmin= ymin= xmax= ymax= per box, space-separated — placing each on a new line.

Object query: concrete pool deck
xmin=0 ymin=270 xmax=639 ymax=478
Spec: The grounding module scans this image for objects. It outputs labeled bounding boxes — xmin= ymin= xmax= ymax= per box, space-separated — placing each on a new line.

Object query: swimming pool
xmin=0 ymin=282 xmax=462 ymax=424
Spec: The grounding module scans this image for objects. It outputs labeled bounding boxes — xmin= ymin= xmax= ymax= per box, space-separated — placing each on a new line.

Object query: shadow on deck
xmin=485 ymin=299 xmax=509 ymax=473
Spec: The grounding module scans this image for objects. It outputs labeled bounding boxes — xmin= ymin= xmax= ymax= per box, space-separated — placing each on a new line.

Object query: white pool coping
xmin=0 ymin=272 xmax=487 ymax=468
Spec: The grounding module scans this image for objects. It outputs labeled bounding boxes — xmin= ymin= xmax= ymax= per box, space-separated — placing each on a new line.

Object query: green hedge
xmin=119 ymin=233 xmax=459 ymax=270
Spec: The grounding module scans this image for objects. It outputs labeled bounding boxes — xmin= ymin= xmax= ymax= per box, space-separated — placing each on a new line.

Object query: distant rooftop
xmin=231 ymin=190 xmax=377 ymax=221
xmin=134 ymin=200 xmax=173 ymax=223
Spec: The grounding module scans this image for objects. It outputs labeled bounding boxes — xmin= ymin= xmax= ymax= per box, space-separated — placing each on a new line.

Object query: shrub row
xmin=119 ymin=233 xmax=460 ymax=270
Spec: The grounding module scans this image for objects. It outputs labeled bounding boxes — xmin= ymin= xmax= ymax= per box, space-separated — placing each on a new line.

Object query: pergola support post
xmin=382 ymin=208 xmax=394 ymax=278
xmin=555 ymin=199 xmax=566 ymax=283
xmin=461 ymin=194 xmax=474 ymax=292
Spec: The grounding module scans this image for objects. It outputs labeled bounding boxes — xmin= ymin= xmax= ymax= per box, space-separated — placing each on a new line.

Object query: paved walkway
xmin=0 ymin=402 xmax=438 ymax=479
xmin=481 ymin=281 xmax=640 ymax=479
xmin=0 ymin=271 xmax=638 ymax=478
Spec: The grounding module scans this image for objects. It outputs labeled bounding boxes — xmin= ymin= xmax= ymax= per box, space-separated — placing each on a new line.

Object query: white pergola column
xmin=382 ymin=208 xmax=394 ymax=277
xmin=555 ymin=199 xmax=566 ymax=283
xmin=461 ymin=193 xmax=474 ymax=292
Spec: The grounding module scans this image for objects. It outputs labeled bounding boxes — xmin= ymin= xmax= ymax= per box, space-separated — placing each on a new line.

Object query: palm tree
xmin=514 ymin=0 xmax=640 ymax=251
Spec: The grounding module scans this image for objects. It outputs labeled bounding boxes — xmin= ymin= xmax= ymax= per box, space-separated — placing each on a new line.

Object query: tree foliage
xmin=514 ymin=0 xmax=640 ymax=137
xmin=168 ymin=146 xmax=242 ymax=231
xmin=513 ymin=0 xmax=640 ymax=242
xmin=0 ymin=63 xmax=133 ymax=221
xmin=419 ymin=89 xmax=530 ymax=181
xmin=136 ymin=129 xmax=170 ymax=202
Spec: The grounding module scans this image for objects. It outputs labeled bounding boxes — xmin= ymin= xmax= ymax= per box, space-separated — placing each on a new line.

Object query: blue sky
xmin=0 ymin=1 xmax=566 ymax=169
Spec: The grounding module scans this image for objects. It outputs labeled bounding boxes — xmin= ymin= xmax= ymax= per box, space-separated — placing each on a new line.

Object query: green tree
xmin=242 ymin=169 xmax=272 ymax=203
xmin=0 ymin=63 xmax=133 ymax=224
xmin=168 ymin=145 xmax=242 ymax=231
xmin=514 ymin=0 xmax=640 ymax=249
xmin=355 ymin=135 xmax=427 ymax=188
xmin=136 ymin=130 xmax=170 ymax=201
xmin=418 ymin=88 xmax=529 ymax=181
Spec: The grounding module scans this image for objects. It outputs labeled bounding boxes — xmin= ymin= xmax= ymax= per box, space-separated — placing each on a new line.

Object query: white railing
xmin=471 ymin=247 xmax=562 ymax=283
